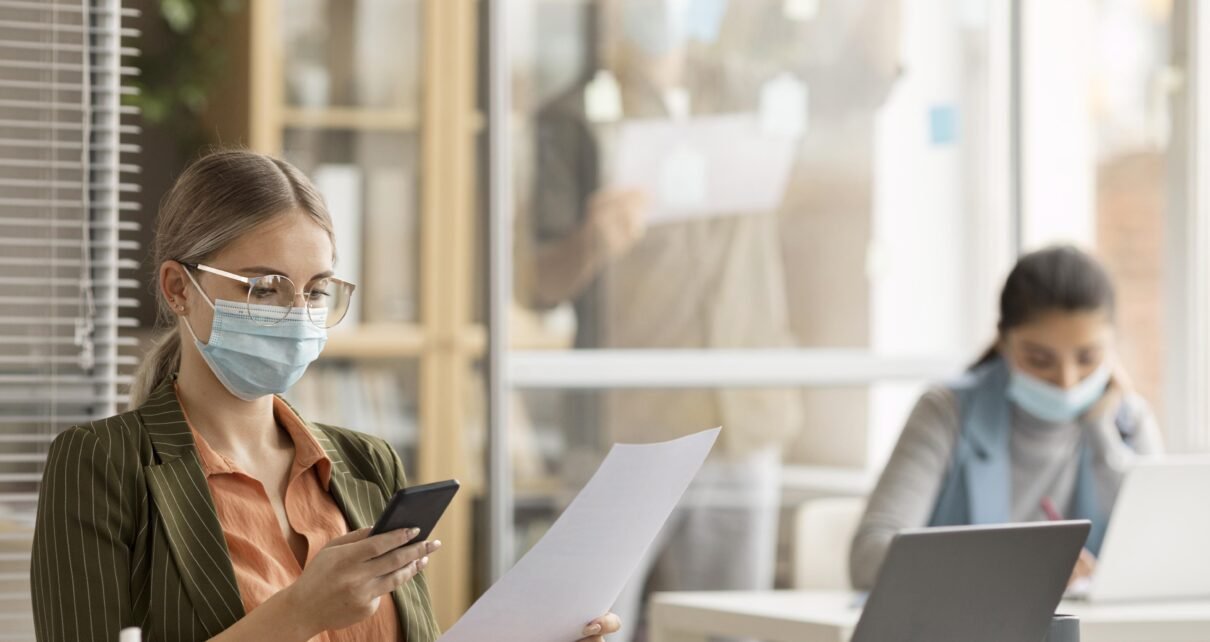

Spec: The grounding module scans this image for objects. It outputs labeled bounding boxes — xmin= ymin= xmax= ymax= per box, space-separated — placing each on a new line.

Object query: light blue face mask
xmin=182 ymin=273 xmax=327 ymax=401
xmin=623 ymin=0 xmax=730 ymax=57
xmin=1006 ymin=361 xmax=1112 ymax=423
xmin=682 ymin=0 xmax=729 ymax=42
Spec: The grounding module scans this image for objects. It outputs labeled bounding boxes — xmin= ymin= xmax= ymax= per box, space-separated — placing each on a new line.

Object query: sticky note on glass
xmin=760 ymin=73 xmax=809 ymax=139
xmin=929 ymin=105 xmax=960 ymax=146
xmin=585 ymin=70 xmax=622 ymax=123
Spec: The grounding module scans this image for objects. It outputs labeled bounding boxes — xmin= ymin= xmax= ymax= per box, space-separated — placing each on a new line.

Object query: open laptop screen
xmin=852 ymin=521 xmax=1089 ymax=642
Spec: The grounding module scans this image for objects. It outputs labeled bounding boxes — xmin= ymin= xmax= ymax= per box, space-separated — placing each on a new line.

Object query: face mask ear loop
xmin=180 ymin=267 xmax=216 ymax=345
xmin=182 ymin=267 xmax=217 ymax=310
xmin=181 ymin=315 xmax=204 ymax=345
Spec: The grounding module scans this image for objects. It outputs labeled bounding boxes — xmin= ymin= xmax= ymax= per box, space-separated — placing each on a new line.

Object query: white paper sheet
xmin=438 ymin=428 xmax=721 ymax=642
xmin=610 ymin=114 xmax=799 ymax=225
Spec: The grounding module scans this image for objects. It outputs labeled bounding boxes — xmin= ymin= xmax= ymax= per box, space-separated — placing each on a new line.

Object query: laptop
xmin=851 ymin=521 xmax=1090 ymax=642
xmin=1072 ymin=459 xmax=1210 ymax=602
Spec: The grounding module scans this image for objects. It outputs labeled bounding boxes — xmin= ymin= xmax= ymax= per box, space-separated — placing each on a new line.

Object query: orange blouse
xmin=179 ymin=388 xmax=401 ymax=642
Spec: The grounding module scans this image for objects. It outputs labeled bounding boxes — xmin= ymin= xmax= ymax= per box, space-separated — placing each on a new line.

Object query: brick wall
xmin=1095 ymin=150 xmax=1166 ymax=427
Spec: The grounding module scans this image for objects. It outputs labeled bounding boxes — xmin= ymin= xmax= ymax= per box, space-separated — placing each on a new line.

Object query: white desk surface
xmin=648 ymin=590 xmax=1210 ymax=642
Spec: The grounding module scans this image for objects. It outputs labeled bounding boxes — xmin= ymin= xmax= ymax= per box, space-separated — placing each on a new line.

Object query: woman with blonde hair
xmin=31 ymin=149 xmax=620 ymax=642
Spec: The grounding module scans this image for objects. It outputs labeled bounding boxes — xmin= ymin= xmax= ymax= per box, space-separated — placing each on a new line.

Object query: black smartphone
xmin=370 ymin=479 xmax=460 ymax=540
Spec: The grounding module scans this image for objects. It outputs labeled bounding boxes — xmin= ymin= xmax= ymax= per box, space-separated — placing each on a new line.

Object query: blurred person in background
xmin=850 ymin=246 xmax=1164 ymax=590
xmin=519 ymin=0 xmax=904 ymax=635
xmin=523 ymin=1 xmax=803 ymax=639
xmin=521 ymin=0 xmax=898 ymax=637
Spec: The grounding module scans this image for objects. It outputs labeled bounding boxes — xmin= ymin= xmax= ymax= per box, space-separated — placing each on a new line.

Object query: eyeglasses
xmin=181 ymin=262 xmax=356 ymax=329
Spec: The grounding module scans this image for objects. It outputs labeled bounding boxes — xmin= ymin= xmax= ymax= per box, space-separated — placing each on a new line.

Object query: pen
xmin=1040 ymin=496 xmax=1064 ymax=522
xmin=1044 ymin=495 xmax=1095 ymax=588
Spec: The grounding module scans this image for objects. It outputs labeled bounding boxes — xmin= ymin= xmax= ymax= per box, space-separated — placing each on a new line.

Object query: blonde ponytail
xmin=127 ymin=330 xmax=182 ymax=409
xmin=126 ymin=148 xmax=336 ymax=409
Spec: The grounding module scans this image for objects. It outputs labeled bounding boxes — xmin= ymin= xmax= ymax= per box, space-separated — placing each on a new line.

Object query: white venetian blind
xmin=0 ymin=0 xmax=140 ymax=639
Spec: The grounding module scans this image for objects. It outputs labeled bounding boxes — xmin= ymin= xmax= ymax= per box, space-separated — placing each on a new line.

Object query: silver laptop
xmin=852 ymin=521 xmax=1090 ymax=642
xmin=1073 ymin=459 xmax=1210 ymax=602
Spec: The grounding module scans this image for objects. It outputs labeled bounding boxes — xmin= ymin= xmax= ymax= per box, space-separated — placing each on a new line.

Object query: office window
xmin=0 ymin=1 xmax=140 ymax=638
xmin=504 ymin=0 xmax=1012 ymax=468
xmin=1019 ymin=0 xmax=1177 ymax=442
xmin=488 ymin=0 xmax=1018 ymax=579
xmin=510 ymin=0 xmax=1011 ymax=359
xmin=504 ymin=377 xmax=928 ymax=593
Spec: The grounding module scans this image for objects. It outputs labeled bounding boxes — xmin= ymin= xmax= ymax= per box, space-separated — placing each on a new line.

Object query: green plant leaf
xmin=160 ymin=0 xmax=197 ymax=34
xmin=131 ymin=0 xmax=252 ymax=155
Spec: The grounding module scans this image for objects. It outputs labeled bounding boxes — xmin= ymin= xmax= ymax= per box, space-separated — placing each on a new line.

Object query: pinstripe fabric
xmin=31 ymin=376 xmax=441 ymax=642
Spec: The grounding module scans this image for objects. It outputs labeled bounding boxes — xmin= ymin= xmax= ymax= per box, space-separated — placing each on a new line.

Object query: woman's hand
xmin=583 ymin=189 xmax=648 ymax=260
xmin=1084 ymin=359 xmax=1133 ymax=423
xmin=577 ymin=612 xmax=622 ymax=641
xmin=283 ymin=527 xmax=441 ymax=637
xmin=1068 ymin=548 xmax=1096 ymax=589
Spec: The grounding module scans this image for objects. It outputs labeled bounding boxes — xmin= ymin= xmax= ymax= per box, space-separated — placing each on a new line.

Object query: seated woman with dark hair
xmin=850 ymin=245 xmax=1163 ymax=590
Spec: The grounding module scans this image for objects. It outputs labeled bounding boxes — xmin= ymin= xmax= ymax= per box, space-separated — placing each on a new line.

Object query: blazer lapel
xmin=962 ymin=361 xmax=1014 ymax=525
xmin=139 ymin=377 xmax=246 ymax=638
xmin=307 ymin=423 xmax=389 ymax=529
xmin=306 ymin=422 xmax=439 ymax=640
xmin=330 ymin=471 xmax=388 ymax=529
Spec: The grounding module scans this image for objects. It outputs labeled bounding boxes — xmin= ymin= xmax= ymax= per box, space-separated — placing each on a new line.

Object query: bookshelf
xmin=219 ymin=0 xmax=482 ymax=628
xmin=322 ymin=323 xmax=491 ymax=359
xmin=281 ymin=107 xmax=421 ymax=131
xmin=323 ymin=323 xmax=428 ymax=358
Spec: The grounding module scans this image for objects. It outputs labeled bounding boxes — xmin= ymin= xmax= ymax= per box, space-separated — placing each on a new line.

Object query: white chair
xmin=792 ymin=496 xmax=866 ymax=590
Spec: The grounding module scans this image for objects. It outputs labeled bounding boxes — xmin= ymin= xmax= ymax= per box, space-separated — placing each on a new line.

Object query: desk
xmin=648 ymin=590 xmax=1210 ymax=642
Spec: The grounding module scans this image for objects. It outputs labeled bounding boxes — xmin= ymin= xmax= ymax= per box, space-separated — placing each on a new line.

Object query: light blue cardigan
xmin=926 ymin=358 xmax=1140 ymax=554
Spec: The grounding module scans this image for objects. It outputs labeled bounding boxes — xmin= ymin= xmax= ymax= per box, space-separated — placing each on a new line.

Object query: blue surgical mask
xmin=682 ymin=0 xmax=729 ymax=42
xmin=623 ymin=0 xmax=730 ymax=57
xmin=1006 ymin=361 xmax=1111 ymax=423
xmin=182 ymin=274 xmax=327 ymax=401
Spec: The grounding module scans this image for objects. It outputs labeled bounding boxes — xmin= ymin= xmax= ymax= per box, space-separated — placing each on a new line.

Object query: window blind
xmin=0 ymin=1 xmax=139 ymax=639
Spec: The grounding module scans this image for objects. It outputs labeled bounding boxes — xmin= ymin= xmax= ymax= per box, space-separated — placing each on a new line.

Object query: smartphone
xmin=370 ymin=479 xmax=460 ymax=540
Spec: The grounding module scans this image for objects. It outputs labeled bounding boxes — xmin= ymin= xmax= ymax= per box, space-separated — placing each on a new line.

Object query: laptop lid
xmin=852 ymin=521 xmax=1090 ymax=642
xmin=1089 ymin=459 xmax=1210 ymax=602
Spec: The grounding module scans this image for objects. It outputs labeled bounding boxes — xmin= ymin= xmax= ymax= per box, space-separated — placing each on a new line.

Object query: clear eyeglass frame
xmin=181 ymin=262 xmax=357 ymax=329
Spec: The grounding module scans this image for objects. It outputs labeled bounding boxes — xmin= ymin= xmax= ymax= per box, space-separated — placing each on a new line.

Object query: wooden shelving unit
xmin=230 ymin=0 xmax=482 ymax=629
xmin=321 ymin=322 xmax=428 ymax=358
xmin=321 ymin=323 xmax=488 ymax=359
xmin=224 ymin=0 xmax=573 ymax=627
xmin=281 ymin=107 xmax=420 ymax=131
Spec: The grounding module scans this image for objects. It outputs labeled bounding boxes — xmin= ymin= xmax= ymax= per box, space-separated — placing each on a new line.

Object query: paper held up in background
xmin=438 ymin=428 xmax=721 ymax=642
xmin=610 ymin=113 xmax=799 ymax=225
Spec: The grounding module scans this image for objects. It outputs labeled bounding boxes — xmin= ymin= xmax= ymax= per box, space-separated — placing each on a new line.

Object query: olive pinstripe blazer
xmin=30 ymin=376 xmax=440 ymax=642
